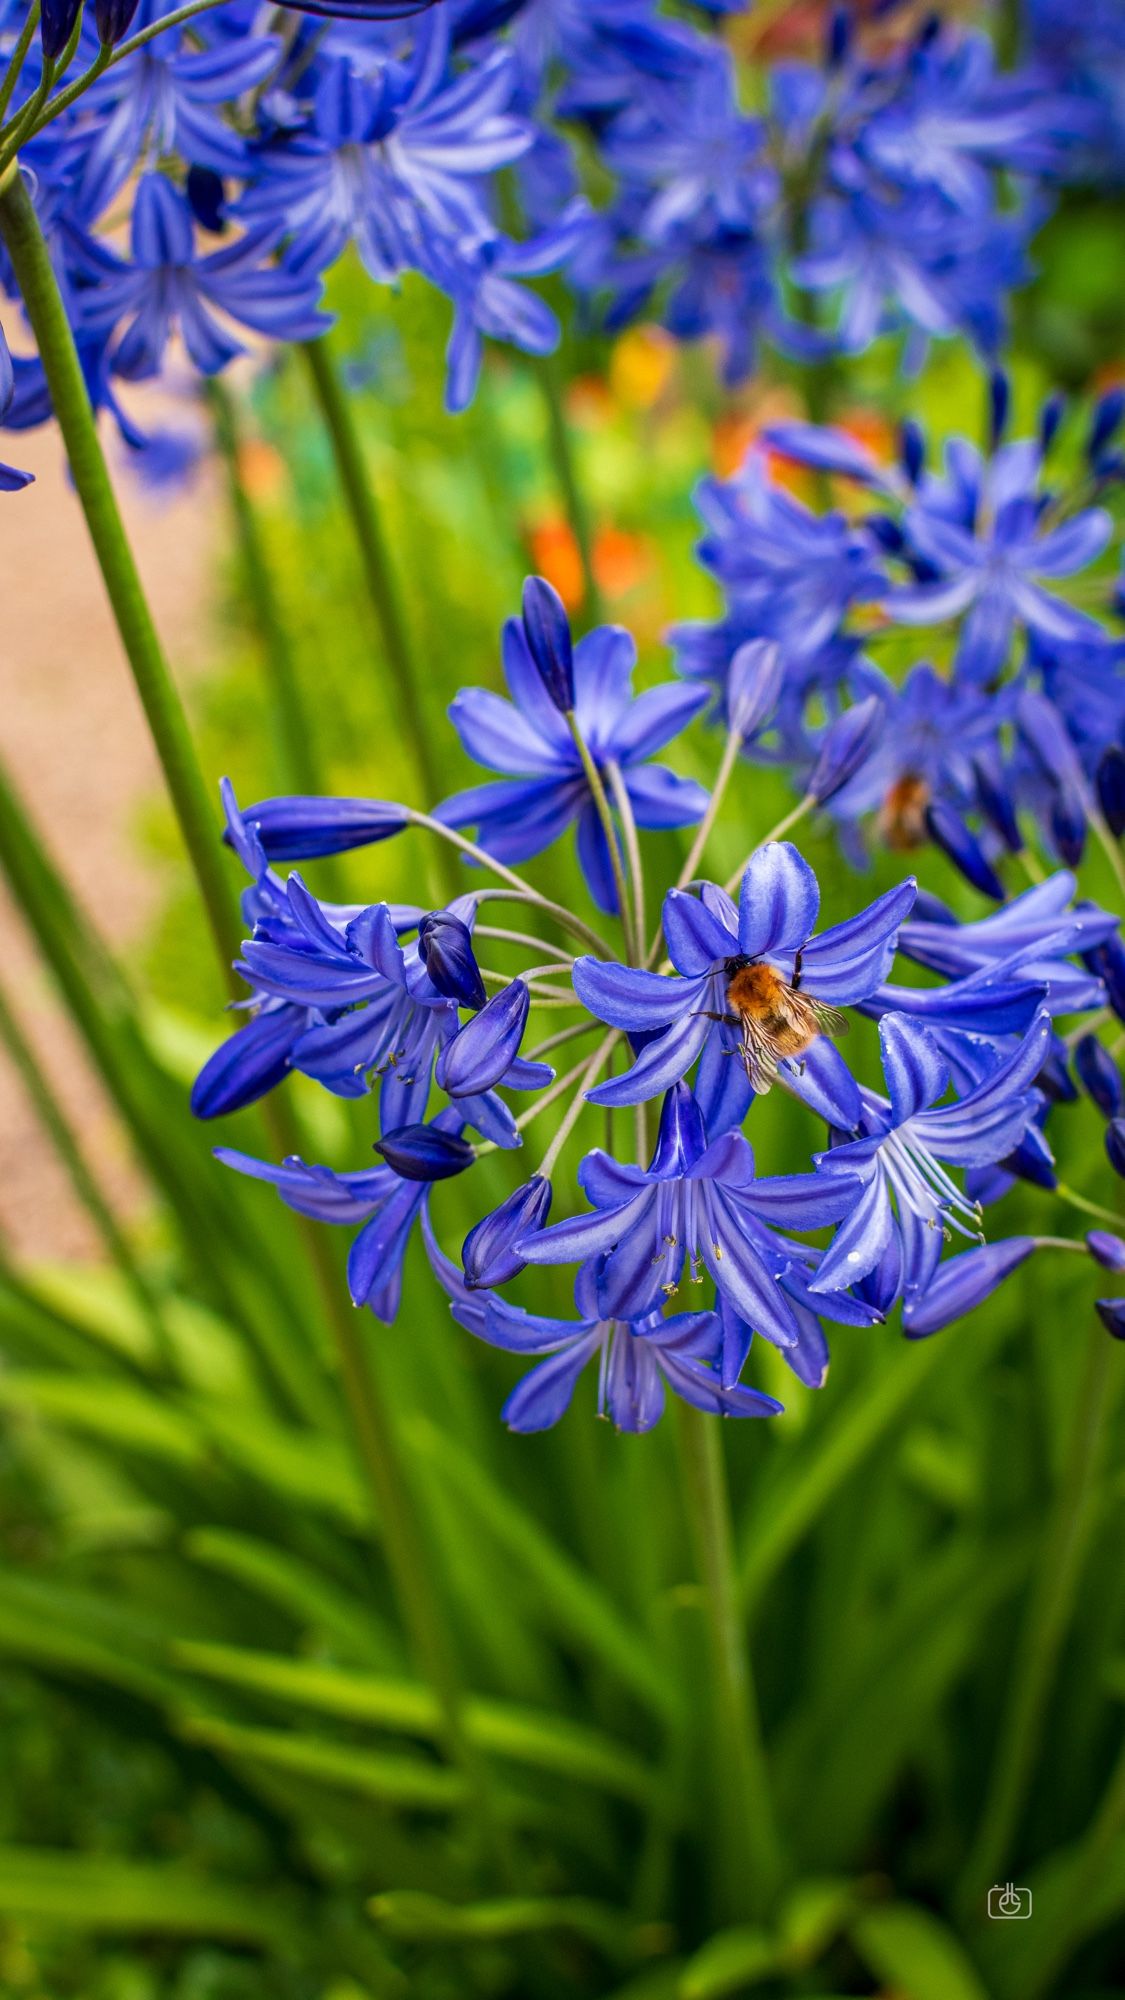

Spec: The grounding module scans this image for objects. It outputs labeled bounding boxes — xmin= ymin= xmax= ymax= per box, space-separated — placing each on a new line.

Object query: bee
xmin=699 ymin=953 xmax=849 ymax=1095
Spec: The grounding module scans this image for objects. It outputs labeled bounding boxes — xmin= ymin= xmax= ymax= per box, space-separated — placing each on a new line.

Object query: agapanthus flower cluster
xmin=0 ymin=0 xmax=1111 ymax=486
xmin=675 ymin=377 xmax=1125 ymax=896
xmin=193 ymin=573 xmax=1125 ymax=1433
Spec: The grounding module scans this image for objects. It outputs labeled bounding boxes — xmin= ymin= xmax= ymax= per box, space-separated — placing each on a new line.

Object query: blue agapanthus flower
xmin=77 ymin=175 xmax=330 ymax=378
xmin=437 ymin=591 xmax=709 ymax=914
xmin=811 ymin=1009 xmax=1052 ymax=1313
xmin=216 ymin=1125 xmax=454 ymax=1324
xmin=573 ymin=842 xmax=915 ymax=1124
xmin=518 ymin=1080 xmax=864 ymax=1352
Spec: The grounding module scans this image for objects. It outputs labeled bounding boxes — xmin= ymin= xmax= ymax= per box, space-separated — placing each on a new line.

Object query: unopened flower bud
xmin=1075 ymin=1035 xmax=1123 ymax=1120
xmin=727 ymin=640 xmax=782 ymax=743
xmin=437 ymin=979 xmax=531 ymax=1097
xmin=924 ymin=800 xmax=1004 ymax=901
xmin=807 ymin=696 xmax=884 ymax=805
xmin=1087 ymin=1230 xmax=1125 ymax=1271
xmin=375 ymin=1124 xmax=475 ymax=1182
xmin=418 ymin=911 xmax=487 ymax=1011
xmin=463 ymin=1176 xmax=552 ymax=1289
xmin=521 ymin=575 xmax=575 ymax=713
xmin=229 ymin=794 xmax=408 ymax=861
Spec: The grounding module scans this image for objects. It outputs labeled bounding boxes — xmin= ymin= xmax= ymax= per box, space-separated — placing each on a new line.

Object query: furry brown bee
xmin=704 ymin=954 xmax=849 ymax=1095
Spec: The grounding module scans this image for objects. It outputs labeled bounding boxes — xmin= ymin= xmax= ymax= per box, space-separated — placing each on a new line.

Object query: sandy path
xmin=0 ymin=415 xmax=220 ymax=1261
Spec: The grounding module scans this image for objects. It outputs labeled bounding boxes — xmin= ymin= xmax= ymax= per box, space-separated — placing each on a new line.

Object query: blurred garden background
xmin=2 ymin=2 xmax=1125 ymax=1997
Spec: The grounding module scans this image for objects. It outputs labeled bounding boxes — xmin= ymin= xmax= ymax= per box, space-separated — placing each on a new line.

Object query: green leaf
xmin=183 ymin=1526 xmax=398 ymax=1663
xmin=190 ymin=1401 xmax=367 ymax=1522
xmin=0 ymin=1372 xmax=204 ymax=1463
xmin=677 ymin=1926 xmax=779 ymax=1997
xmin=0 ymin=1848 xmax=299 ymax=1949
xmin=851 ymin=1904 xmax=989 ymax=2000
xmin=179 ymin=1714 xmax=466 ymax=1812
xmin=174 ymin=1640 xmax=657 ymax=1804
xmin=0 ymin=1571 xmax=181 ymax=1706
xmin=406 ymin=1418 xmax=676 ymax=1719
xmin=369 ymin=1889 xmax=667 ymax=1963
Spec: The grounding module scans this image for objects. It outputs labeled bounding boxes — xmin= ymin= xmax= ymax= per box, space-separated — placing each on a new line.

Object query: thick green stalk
xmin=0 ymin=5 xmax=40 ymax=123
xmin=675 ymin=1403 xmax=782 ymax=1924
xmin=207 ymin=379 xmax=325 ymax=800
xmin=302 ymin=339 xmax=445 ymax=817
xmin=535 ymin=350 xmax=602 ymax=628
xmin=0 ymin=974 xmax=175 ymax=1370
xmin=957 ymin=1322 xmax=1114 ymax=1910
xmin=0 ymin=162 xmax=239 ymax=980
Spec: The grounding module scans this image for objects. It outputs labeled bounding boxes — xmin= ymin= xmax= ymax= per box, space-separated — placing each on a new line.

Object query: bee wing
xmin=739 ymin=1021 xmax=781 ymax=1095
xmin=809 ymin=1002 xmax=849 ymax=1041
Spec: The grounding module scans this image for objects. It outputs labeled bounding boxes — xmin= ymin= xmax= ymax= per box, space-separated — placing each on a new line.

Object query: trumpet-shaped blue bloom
xmin=79 ymin=175 xmax=329 ymax=379
xmin=573 ymin=842 xmax=915 ymax=1125
xmin=518 ymin=1081 xmax=864 ymax=1353
xmin=437 ymin=607 xmax=709 ymax=914
xmin=217 ymin=1129 xmax=448 ymax=1323
xmin=811 ymin=1009 xmax=1051 ymax=1313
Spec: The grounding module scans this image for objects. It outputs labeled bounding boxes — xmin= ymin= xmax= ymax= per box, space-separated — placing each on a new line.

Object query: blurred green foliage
xmin=2 ymin=123 xmax=1125 ymax=2000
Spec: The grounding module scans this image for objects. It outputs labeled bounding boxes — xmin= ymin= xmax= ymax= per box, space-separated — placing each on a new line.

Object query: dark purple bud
xmin=436 ymin=978 xmax=530 ymax=1096
xmin=924 ymin=800 xmax=1004 ymax=901
xmin=1088 ymin=385 xmax=1125 ymax=466
xmin=186 ymin=165 xmax=226 ymax=234
xmin=1001 ymin=1124 xmax=1057 ymax=1191
xmin=972 ymin=751 xmax=1021 ymax=854
xmin=41 ymin=0 xmax=82 ymax=58
xmin=826 ymin=5 xmax=851 ymax=68
xmin=375 ymin=1124 xmax=475 ymax=1182
xmin=902 ymin=1237 xmax=1036 ymax=1338
xmin=899 ymin=418 xmax=925 ymax=486
xmin=1095 ymin=1298 xmax=1125 ymax=1339
xmin=94 ymin=0 xmax=141 ymax=44
xmin=521 ymin=575 xmax=575 ymax=713
xmin=1075 ymin=1035 xmax=1123 ymax=1120
xmin=229 ymin=795 xmax=408 ymax=861
xmin=462 ymin=1175 xmax=552 ymax=1289
xmin=1097 ymin=746 xmax=1125 ymax=839
xmin=280 ymin=1 xmax=439 ymax=17
xmin=1105 ymin=1118 xmax=1125 ymax=1180
xmin=807 ymin=696 xmax=884 ymax=805
xmin=916 ymin=10 xmax=941 ymax=50
xmin=1038 ymin=392 xmax=1066 ymax=457
xmin=1050 ymin=784 xmax=1086 ymax=867
xmin=988 ymin=369 xmax=1010 ymax=452
xmin=418 ymin=911 xmax=487 ymax=1011
xmin=1037 ymin=1042 xmax=1078 ymax=1104
xmin=1080 ymin=924 xmax=1125 ymax=1023
xmin=727 ymin=640 xmax=783 ymax=742
xmin=1088 ymin=1230 xmax=1125 ymax=1271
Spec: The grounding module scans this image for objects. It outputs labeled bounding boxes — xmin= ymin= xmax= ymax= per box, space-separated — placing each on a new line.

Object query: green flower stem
xmin=1088 ymin=802 xmax=1125 ymax=904
xmin=0 ymin=7 xmax=83 ymax=170
xmin=406 ymin=809 xmax=612 ymax=959
xmin=723 ymin=793 xmax=814 ymax=895
xmin=301 ymin=339 xmax=454 ymax=874
xmin=278 ymin=1161 xmax=514 ymax=1886
xmin=527 ymin=1017 xmax=603 ymax=1062
xmin=606 ymin=756 xmax=646 ymax=952
xmin=474 ymin=925 xmax=574 ymax=963
xmin=957 ymin=1319 xmax=1114 ymax=1913
xmin=0 ymin=162 xmax=240 ymax=984
xmin=14 ymin=1 xmax=219 ymax=151
xmin=0 ymin=975 xmax=176 ymax=1372
xmin=538 ymin=1028 xmax=621 ymax=1180
xmin=207 ymin=379 xmax=327 ymax=801
xmin=566 ymin=715 xmax=636 ymax=960
xmin=1055 ymin=1183 xmax=1125 ymax=1230
xmin=0 ymin=5 xmax=41 ymax=123
xmin=675 ymin=1402 xmax=783 ymax=1924
xmin=535 ymin=349 xmax=602 ymax=628
xmin=0 ymin=753 xmax=340 ymax=1425
xmin=646 ymin=724 xmax=743 ymax=965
